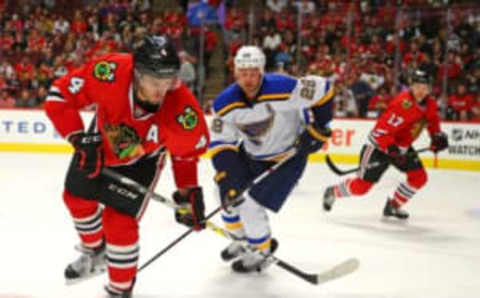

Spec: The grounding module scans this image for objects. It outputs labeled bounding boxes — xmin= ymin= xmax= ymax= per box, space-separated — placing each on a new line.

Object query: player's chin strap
xmin=101 ymin=149 xmax=297 ymax=273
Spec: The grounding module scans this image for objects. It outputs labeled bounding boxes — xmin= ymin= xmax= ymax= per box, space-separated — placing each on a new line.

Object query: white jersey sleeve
xmin=271 ymin=75 xmax=335 ymax=113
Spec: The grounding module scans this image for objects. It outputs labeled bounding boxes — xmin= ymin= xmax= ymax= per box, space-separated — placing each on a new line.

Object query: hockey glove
xmin=295 ymin=125 xmax=331 ymax=156
xmin=214 ymin=171 xmax=244 ymax=209
xmin=68 ymin=132 xmax=104 ymax=178
xmin=172 ymin=187 xmax=206 ymax=231
xmin=430 ymin=131 xmax=448 ymax=153
xmin=387 ymin=145 xmax=407 ymax=166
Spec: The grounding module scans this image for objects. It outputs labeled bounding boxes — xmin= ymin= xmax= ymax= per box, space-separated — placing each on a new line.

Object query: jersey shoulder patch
xmin=90 ymin=53 xmax=132 ymax=83
xmin=256 ymin=74 xmax=297 ymax=102
xmin=213 ymin=84 xmax=247 ymax=117
xmin=391 ymin=91 xmax=413 ymax=111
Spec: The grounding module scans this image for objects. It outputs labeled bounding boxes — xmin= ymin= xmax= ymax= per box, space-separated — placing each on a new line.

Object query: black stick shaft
xmin=102 ymin=150 xmax=297 ymax=273
xmin=325 ymin=147 xmax=431 ymax=176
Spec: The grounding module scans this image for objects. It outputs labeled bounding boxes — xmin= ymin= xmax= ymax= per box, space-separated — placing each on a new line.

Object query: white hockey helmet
xmin=234 ymin=46 xmax=266 ymax=72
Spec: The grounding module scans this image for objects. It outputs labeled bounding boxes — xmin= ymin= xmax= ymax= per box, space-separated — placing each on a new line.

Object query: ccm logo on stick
xmin=108 ymin=183 xmax=139 ymax=200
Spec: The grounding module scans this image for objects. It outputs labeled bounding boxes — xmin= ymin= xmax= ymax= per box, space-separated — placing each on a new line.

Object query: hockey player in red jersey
xmin=323 ymin=69 xmax=448 ymax=219
xmin=44 ymin=35 xmax=209 ymax=297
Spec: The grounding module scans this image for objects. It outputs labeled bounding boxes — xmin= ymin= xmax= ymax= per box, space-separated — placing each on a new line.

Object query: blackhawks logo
xmin=104 ymin=123 xmax=145 ymax=159
xmin=177 ymin=106 xmax=198 ymax=130
xmin=93 ymin=61 xmax=117 ymax=82
xmin=402 ymin=99 xmax=413 ymax=109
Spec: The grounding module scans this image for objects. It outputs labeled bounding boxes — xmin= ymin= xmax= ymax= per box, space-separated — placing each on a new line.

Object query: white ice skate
xmin=65 ymin=243 xmax=106 ymax=285
xmin=231 ymin=238 xmax=278 ymax=273
xmin=221 ymin=241 xmax=246 ymax=262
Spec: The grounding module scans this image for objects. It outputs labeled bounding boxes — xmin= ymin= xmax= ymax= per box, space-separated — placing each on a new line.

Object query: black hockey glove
xmin=387 ymin=145 xmax=407 ymax=166
xmin=213 ymin=171 xmax=244 ymax=209
xmin=68 ymin=132 xmax=104 ymax=178
xmin=172 ymin=187 xmax=206 ymax=231
xmin=430 ymin=131 xmax=448 ymax=153
xmin=295 ymin=125 xmax=331 ymax=156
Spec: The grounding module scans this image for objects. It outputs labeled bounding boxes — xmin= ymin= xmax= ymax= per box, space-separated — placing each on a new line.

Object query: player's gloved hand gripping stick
xmin=101 ymin=149 xmax=297 ymax=272
xmin=102 ymin=150 xmax=359 ymax=285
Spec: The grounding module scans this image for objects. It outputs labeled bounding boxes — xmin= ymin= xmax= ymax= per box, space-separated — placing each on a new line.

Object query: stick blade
xmin=315 ymin=258 xmax=360 ymax=285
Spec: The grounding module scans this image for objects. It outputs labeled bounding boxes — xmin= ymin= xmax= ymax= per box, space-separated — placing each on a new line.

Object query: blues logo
xmin=236 ymin=104 xmax=275 ymax=146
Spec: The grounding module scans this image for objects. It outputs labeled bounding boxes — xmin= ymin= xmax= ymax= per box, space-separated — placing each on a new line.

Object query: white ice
xmin=0 ymin=152 xmax=479 ymax=298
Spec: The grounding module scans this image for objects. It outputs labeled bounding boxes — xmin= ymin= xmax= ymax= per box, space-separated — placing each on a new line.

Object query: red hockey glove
xmin=68 ymin=132 xmax=104 ymax=178
xmin=387 ymin=145 xmax=407 ymax=166
xmin=430 ymin=132 xmax=448 ymax=153
xmin=172 ymin=187 xmax=206 ymax=231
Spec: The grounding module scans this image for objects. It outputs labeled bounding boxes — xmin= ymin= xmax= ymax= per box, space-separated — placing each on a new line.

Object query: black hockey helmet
xmin=134 ymin=35 xmax=180 ymax=78
xmin=410 ymin=68 xmax=431 ymax=85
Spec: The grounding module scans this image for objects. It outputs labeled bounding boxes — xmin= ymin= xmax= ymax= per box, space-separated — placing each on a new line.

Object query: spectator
xmin=0 ymin=90 xmax=15 ymax=108
xmin=266 ymin=0 xmax=288 ymax=13
xmin=15 ymin=89 xmax=37 ymax=108
xmin=0 ymin=60 xmax=15 ymax=81
xmin=446 ymin=81 xmax=475 ymax=120
xmin=71 ymin=10 xmax=87 ymax=34
xmin=53 ymin=15 xmax=70 ymax=35
xmin=35 ymin=85 xmax=48 ymax=105
xmin=293 ymin=0 xmax=316 ymax=15
xmin=471 ymin=94 xmax=480 ymax=121
xmin=14 ymin=57 xmax=35 ymax=88
xmin=367 ymin=86 xmax=392 ymax=118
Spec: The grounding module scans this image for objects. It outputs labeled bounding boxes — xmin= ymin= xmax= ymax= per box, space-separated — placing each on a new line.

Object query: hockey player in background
xmin=209 ymin=46 xmax=333 ymax=273
xmin=44 ymin=35 xmax=209 ymax=297
xmin=323 ymin=69 xmax=449 ymax=219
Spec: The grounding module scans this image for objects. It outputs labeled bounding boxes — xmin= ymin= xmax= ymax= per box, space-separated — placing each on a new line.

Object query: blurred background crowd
xmin=0 ymin=0 xmax=479 ymax=122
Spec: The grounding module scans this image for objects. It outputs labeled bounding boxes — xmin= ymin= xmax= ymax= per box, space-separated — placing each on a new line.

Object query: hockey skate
xmin=383 ymin=199 xmax=409 ymax=220
xmin=221 ymin=241 xmax=246 ymax=262
xmin=64 ymin=242 xmax=106 ymax=285
xmin=105 ymin=285 xmax=132 ymax=298
xmin=323 ymin=186 xmax=336 ymax=211
xmin=231 ymin=238 xmax=278 ymax=273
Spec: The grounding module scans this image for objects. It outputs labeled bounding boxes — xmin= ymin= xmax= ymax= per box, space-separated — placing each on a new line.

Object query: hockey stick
xmin=205 ymin=221 xmax=360 ymax=285
xmin=325 ymin=147 xmax=431 ymax=176
xmin=103 ymin=160 xmax=359 ymax=285
xmin=101 ymin=149 xmax=297 ymax=272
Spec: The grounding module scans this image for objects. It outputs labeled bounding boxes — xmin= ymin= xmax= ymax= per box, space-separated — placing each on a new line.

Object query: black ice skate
xmin=105 ymin=285 xmax=132 ymax=298
xmin=221 ymin=241 xmax=246 ymax=262
xmin=383 ymin=199 xmax=409 ymax=220
xmin=231 ymin=238 xmax=278 ymax=273
xmin=64 ymin=242 xmax=106 ymax=285
xmin=323 ymin=186 xmax=336 ymax=211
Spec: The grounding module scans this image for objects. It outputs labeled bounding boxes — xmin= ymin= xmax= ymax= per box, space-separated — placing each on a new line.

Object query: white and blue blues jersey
xmin=209 ymin=73 xmax=334 ymax=161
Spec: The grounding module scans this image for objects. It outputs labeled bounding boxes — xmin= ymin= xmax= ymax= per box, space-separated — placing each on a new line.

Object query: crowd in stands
xmin=0 ymin=0 xmax=215 ymax=108
xmin=221 ymin=0 xmax=480 ymax=121
xmin=1 ymin=0 xmax=479 ymax=122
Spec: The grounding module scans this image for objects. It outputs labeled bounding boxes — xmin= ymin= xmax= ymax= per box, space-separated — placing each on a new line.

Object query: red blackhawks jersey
xmin=368 ymin=90 xmax=441 ymax=151
xmin=44 ymin=53 xmax=209 ymax=188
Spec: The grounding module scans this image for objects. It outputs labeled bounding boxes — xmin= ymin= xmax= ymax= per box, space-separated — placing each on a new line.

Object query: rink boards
xmin=1 ymin=109 xmax=479 ymax=171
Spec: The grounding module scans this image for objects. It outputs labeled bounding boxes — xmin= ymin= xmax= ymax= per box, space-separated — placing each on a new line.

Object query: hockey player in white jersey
xmin=210 ymin=46 xmax=334 ymax=273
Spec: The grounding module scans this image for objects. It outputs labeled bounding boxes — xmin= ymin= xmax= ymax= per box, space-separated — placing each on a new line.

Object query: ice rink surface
xmin=0 ymin=152 xmax=478 ymax=298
